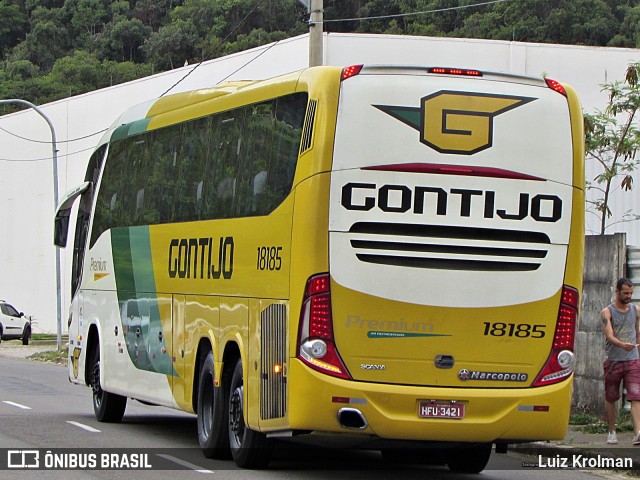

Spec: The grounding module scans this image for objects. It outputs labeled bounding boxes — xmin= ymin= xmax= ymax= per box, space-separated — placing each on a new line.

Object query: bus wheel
xmin=197 ymin=351 xmax=230 ymax=458
xmin=90 ymin=343 xmax=127 ymax=422
xmin=228 ymin=358 xmax=272 ymax=469
xmin=446 ymin=443 xmax=492 ymax=474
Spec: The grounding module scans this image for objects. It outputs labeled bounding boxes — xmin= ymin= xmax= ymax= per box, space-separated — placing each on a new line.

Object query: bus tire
xmin=228 ymin=358 xmax=272 ymax=469
xmin=90 ymin=342 xmax=127 ymax=422
xmin=446 ymin=443 xmax=492 ymax=474
xmin=197 ymin=351 xmax=230 ymax=458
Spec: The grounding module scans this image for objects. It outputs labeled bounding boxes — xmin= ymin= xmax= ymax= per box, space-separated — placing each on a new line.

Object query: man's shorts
xmin=604 ymin=359 xmax=640 ymax=402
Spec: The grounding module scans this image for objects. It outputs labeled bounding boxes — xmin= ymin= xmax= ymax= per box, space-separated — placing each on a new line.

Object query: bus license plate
xmin=419 ymin=401 xmax=465 ymax=419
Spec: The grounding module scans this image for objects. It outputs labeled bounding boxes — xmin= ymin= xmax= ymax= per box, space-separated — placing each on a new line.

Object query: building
xmin=1 ymin=32 xmax=639 ymax=333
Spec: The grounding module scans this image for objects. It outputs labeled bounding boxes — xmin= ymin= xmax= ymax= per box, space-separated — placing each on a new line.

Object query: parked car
xmin=0 ymin=300 xmax=31 ymax=345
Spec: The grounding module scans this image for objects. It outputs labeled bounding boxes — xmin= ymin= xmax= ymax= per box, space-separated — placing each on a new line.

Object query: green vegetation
xmin=27 ymin=346 xmax=68 ymax=365
xmin=570 ymin=410 xmax=635 ymax=433
xmin=3 ymin=0 xmax=640 ymax=111
xmin=31 ymin=333 xmax=65 ymax=341
xmin=585 ymin=62 xmax=640 ymax=234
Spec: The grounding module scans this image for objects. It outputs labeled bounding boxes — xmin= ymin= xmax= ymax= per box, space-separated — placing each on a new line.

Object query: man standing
xmin=602 ymin=277 xmax=640 ymax=445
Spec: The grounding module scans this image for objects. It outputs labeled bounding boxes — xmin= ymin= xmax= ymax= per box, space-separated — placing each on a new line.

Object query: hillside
xmin=1 ymin=0 xmax=640 ymax=111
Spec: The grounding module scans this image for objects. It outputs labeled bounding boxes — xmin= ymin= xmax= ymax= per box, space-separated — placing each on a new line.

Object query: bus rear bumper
xmin=285 ymin=359 xmax=571 ymax=443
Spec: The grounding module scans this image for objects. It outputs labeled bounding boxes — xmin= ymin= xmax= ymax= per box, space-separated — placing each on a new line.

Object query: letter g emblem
xmin=375 ymin=91 xmax=535 ymax=156
xmin=421 ymin=91 xmax=535 ymax=154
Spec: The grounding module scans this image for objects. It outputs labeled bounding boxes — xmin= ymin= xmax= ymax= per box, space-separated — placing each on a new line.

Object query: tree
xmin=219 ymin=28 xmax=289 ymax=56
xmin=133 ymin=0 xmax=180 ymax=29
xmin=70 ymin=0 xmax=108 ymax=37
xmin=544 ymin=0 xmax=616 ymax=46
xmin=611 ymin=5 xmax=640 ymax=47
xmin=97 ymin=18 xmax=151 ymax=62
xmin=585 ymin=63 xmax=640 ymax=234
xmin=142 ymin=20 xmax=198 ymax=69
xmin=4 ymin=59 xmax=40 ymax=80
xmin=0 ymin=1 xmax=29 ymax=60
xmin=15 ymin=6 xmax=71 ymax=70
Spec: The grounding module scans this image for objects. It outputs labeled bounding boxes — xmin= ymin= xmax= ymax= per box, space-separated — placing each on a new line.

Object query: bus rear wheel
xmin=197 ymin=351 xmax=230 ymax=458
xmin=90 ymin=343 xmax=127 ymax=422
xmin=228 ymin=358 xmax=272 ymax=469
xmin=446 ymin=443 xmax=492 ymax=474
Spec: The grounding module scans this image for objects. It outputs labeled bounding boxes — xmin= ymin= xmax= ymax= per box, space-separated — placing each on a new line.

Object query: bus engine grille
xmin=348 ymin=222 xmax=549 ymax=272
xmin=260 ymin=304 xmax=287 ymax=420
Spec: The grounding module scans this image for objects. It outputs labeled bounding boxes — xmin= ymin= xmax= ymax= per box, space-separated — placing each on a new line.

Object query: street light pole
xmin=0 ymin=99 xmax=62 ymax=351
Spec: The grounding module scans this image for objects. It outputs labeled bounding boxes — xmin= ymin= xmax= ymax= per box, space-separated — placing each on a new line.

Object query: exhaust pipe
xmin=337 ymin=408 xmax=368 ymax=430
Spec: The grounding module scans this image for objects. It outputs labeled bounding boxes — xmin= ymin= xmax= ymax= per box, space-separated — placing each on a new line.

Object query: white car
xmin=0 ymin=301 xmax=31 ymax=345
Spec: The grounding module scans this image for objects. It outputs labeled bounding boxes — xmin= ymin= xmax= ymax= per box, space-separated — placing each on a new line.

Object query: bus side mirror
xmin=54 ymin=208 xmax=71 ymax=247
xmin=54 ymin=181 xmax=92 ymax=248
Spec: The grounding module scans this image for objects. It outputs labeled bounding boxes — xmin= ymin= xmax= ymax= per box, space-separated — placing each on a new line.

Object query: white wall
xmin=1 ymin=33 xmax=639 ymax=333
xmin=0 ymin=35 xmax=310 ymax=333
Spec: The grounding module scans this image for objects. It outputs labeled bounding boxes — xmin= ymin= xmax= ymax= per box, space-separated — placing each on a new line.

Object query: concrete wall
xmin=628 ymin=246 xmax=640 ymax=304
xmin=573 ymin=233 xmax=627 ymax=413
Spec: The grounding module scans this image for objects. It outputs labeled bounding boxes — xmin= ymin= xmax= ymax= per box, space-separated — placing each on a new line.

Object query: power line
xmin=321 ymin=0 xmax=513 ymax=24
xmin=215 ymin=40 xmax=282 ymax=86
xmin=0 ymin=125 xmax=107 ymax=144
xmin=0 ymin=145 xmax=96 ymax=162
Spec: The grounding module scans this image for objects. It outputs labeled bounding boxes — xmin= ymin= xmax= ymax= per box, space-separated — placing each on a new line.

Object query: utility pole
xmin=301 ymin=0 xmax=323 ymax=67
xmin=0 ymin=99 xmax=61 ymax=351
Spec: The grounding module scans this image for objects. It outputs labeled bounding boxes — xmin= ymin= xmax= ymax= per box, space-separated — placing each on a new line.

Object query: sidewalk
xmin=513 ymin=425 xmax=640 ymax=473
xmin=561 ymin=425 xmax=640 ymax=450
xmin=0 ymin=340 xmax=63 ymax=359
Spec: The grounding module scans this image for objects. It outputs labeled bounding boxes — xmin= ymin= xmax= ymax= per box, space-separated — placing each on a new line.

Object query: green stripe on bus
xmin=111 ymin=228 xmax=136 ymax=294
xmin=110 ymin=118 xmax=151 ymax=142
xmin=129 ymin=226 xmax=156 ymax=293
xmin=111 ymin=227 xmax=177 ymax=377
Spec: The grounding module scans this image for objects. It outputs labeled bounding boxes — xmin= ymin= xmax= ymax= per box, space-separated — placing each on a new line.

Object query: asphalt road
xmin=0 ymin=353 xmax=629 ymax=480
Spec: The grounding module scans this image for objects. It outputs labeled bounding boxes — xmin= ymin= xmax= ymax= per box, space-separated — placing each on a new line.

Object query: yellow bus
xmin=55 ymin=64 xmax=584 ymax=472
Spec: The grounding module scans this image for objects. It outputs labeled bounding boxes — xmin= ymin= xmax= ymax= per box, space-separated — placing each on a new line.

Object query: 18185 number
xmin=257 ymin=246 xmax=282 ymax=271
xmin=483 ymin=322 xmax=545 ymax=338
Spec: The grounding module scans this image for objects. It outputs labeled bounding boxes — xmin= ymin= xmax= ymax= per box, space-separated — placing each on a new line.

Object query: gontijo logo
xmin=375 ymin=91 xmax=535 ymax=155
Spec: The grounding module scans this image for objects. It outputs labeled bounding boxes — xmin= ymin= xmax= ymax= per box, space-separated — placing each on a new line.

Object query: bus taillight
xmin=297 ymin=274 xmax=351 ymax=379
xmin=341 ymin=65 xmax=363 ymax=81
xmin=428 ymin=67 xmax=482 ymax=77
xmin=533 ymin=285 xmax=578 ymax=387
xmin=545 ymin=78 xmax=567 ymax=97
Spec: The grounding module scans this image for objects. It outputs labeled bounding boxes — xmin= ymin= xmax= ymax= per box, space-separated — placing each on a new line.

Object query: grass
xmin=570 ymin=410 xmax=634 ymax=434
xmin=26 ymin=346 xmax=68 ymax=365
xmin=31 ymin=333 xmax=68 ymax=342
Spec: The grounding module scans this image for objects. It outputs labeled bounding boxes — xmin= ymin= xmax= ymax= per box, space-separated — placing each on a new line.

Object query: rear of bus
xmin=290 ymin=66 xmax=584 ymax=447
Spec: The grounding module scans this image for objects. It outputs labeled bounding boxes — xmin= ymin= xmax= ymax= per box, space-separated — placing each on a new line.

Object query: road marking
xmin=156 ymin=454 xmax=213 ymax=474
xmin=3 ymin=401 xmax=31 ymax=410
xmin=66 ymin=421 xmax=101 ymax=433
